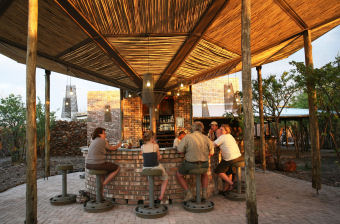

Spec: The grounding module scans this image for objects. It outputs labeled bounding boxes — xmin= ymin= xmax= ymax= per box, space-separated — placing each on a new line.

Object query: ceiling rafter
xmin=0 ymin=36 xmax=137 ymax=91
xmin=0 ymin=0 xmax=13 ymax=18
xmin=55 ymin=0 xmax=143 ymax=88
xmin=274 ymin=0 xmax=308 ymax=29
xmin=155 ymin=0 xmax=230 ymax=90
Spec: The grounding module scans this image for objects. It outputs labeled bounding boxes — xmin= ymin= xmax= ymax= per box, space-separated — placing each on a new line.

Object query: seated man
xmin=214 ymin=124 xmax=244 ymax=193
xmin=176 ymin=121 xmax=214 ymax=201
xmin=173 ymin=131 xmax=186 ymax=148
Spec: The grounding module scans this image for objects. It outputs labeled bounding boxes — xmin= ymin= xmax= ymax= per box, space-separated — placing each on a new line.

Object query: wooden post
xmin=303 ymin=30 xmax=321 ymax=192
xmin=44 ymin=70 xmax=51 ymax=179
xmin=26 ymin=0 xmax=38 ymax=223
xmin=256 ymin=66 xmax=266 ymax=171
xmin=242 ymin=0 xmax=258 ymax=223
xmin=285 ymin=120 xmax=288 ymax=148
xmin=120 ymin=89 xmax=124 ymax=140
xmin=149 ymin=105 xmax=156 ymax=134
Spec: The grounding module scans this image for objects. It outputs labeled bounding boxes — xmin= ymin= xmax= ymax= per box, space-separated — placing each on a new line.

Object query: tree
xmin=290 ymin=92 xmax=309 ymax=109
xmin=252 ymin=72 xmax=300 ymax=168
xmin=291 ymin=57 xmax=340 ymax=161
xmin=0 ymin=94 xmax=26 ymax=160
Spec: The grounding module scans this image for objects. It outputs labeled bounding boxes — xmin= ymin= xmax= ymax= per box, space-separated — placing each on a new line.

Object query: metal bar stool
xmin=135 ymin=169 xmax=168 ymax=219
xmin=183 ymin=168 xmax=214 ymax=213
xmin=225 ymin=161 xmax=245 ymax=201
xmin=84 ymin=169 xmax=114 ymax=213
xmin=50 ymin=164 xmax=76 ymax=205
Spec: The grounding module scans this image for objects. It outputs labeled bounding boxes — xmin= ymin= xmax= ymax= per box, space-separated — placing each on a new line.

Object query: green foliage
xmin=0 ymin=94 xmax=56 ymax=160
xmin=290 ymin=92 xmax=309 ymax=109
xmin=0 ymin=94 xmax=26 ymax=160
xmin=290 ymin=57 xmax=340 ymax=158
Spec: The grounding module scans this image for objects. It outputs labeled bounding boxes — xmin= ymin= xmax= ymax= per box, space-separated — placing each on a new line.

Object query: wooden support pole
xmin=303 ymin=30 xmax=321 ymax=192
xmin=242 ymin=0 xmax=258 ymax=223
xmin=44 ymin=70 xmax=51 ymax=179
xmin=26 ymin=0 xmax=38 ymax=223
xmin=120 ymin=89 xmax=124 ymax=140
xmin=285 ymin=120 xmax=288 ymax=148
xmin=256 ymin=66 xmax=266 ymax=171
xmin=149 ymin=105 xmax=157 ymax=134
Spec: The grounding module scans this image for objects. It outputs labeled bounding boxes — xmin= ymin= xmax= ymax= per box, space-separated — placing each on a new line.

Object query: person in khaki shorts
xmin=176 ymin=121 xmax=214 ymax=201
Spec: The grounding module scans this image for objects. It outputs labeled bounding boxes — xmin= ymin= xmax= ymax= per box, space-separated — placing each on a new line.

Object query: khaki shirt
xmin=177 ymin=131 xmax=214 ymax=162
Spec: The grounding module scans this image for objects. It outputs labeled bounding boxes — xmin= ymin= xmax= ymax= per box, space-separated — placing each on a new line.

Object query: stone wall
xmin=87 ymin=91 xmax=121 ymax=144
xmin=50 ymin=120 xmax=87 ymax=156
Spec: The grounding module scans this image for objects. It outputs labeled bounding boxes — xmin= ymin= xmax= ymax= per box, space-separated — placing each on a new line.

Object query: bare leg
xmin=176 ymin=171 xmax=188 ymax=190
xmin=158 ymin=179 xmax=168 ymax=200
xmin=103 ymin=166 xmax=120 ymax=186
xmin=201 ymin=173 xmax=209 ymax=189
xmin=218 ymin=173 xmax=233 ymax=186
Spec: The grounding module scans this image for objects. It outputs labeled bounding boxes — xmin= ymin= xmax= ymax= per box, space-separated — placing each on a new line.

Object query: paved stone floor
xmin=1 ymin=170 xmax=339 ymax=224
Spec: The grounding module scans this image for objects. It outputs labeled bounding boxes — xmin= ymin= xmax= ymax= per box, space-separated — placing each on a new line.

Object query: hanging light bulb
xmin=128 ymin=93 xmax=132 ymax=98
xmin=236 ymin=98 xmax=239 ymax=102
xmin=227 ymin=88 xmax=231 ymax=93
xmin=180 ymin=82 xmax=184 ymax=88
xmin=146 ymin=80 xmax=151 ymax=87
xmin=69 ymin=86 xmax=73 ymax=95
xmin=176 ymin=92 xmax=180 ymax=96
xmin=65 ymin=101 xmax=69 ymax=106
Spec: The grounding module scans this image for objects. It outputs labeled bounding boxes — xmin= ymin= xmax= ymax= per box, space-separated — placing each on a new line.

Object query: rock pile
xmin=51 ymin=121 xmax=87 ymax=156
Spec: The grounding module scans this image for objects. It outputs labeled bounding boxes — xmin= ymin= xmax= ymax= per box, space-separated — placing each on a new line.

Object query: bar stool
xmin=135 ymin=169 xmax=168 ymax=219
xmin=50 ymin=164 xmax=76 ymax=205
xmin=84 ymin=169 xmax=114 ymax=213
xmin=183 ymin=168 xmax=214 ymax=213
xmin=225 ymin=161 xmax=245 ymax=201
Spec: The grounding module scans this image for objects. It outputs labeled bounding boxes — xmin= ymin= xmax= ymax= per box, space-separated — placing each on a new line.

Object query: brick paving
xmin=1 ymin=170 xmax=339 ymax=224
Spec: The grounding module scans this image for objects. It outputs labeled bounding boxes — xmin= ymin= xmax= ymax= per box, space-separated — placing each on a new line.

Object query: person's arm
xmin=209 ymin=139 xmax=214 ymax=156
xmin=105 ymin=141 xmax=122 ymax=151
xmin=214 ymin=136 xmax=222 ymax=147
xmin=156 ymin=144 xmax=161 ymax=160
xmin=177 ymin=136 xmax=186 ymax=154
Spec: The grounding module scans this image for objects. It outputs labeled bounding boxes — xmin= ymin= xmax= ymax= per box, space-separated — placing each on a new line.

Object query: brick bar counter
xmin=82 ymin=147 xmax=222 ymax=205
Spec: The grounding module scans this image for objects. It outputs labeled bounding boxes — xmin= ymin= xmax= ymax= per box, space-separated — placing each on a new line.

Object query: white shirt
xmin=173 ymin=138 xmax=181 ymax=148
xmin=214 ymin=134 xmax=241 ymax=161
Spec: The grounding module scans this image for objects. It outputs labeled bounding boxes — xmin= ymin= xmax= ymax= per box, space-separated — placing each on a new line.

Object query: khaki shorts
xmin=178 ymin=160 xmax=209 ymax=175
xmin=143 ymin=163 xmax=168 ymax=180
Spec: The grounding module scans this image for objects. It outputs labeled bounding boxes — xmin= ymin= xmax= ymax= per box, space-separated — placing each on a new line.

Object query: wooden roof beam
xmin=274 ymin=0 xmax=308 ymax=29
xmin=55 ymin=0 xmax=143 ymax=88
xmin=0 ymin=36 xmax=137 ymax=91
xmin=0 ymin=0 xmax=13 ymax=18
xmin=155 ymin=0 xmax=230 ymax=90
xmin=55 ymin=38 xmax=92 ymax=58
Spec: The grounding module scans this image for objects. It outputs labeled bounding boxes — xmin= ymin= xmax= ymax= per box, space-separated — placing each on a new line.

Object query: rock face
xmin=50 ymin=121 xmax=87 ymax=156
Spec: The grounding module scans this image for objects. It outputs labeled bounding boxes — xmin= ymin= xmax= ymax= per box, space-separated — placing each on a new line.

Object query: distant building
xmin=61 ymin=85 xmax=78 ymax=118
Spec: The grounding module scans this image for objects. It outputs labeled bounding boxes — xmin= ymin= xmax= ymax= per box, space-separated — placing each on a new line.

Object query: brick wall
xmin=84 ymin=148 xmax=222 ymax=205
xmin=87 ymin=91 xmax=121 ymax=144
xmin=121 ymin=96 xmax=143 ymax=143
xmin=174 ymin=93 xmax=192 ymax=135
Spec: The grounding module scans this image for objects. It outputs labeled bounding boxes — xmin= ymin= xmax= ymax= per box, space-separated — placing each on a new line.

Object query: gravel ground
xmin=0 ymin=156 xmax=85 ymax=192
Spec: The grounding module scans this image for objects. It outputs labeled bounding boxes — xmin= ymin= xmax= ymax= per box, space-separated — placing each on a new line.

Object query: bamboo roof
xmin=0 ymin=0 xmax=339 ymax=92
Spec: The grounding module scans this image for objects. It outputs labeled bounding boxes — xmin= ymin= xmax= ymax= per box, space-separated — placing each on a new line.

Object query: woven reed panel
xmin=168 ymin=39 xmax=239 ymax=83
xmin=108 ymin=36 xmax=186 ymax=75
xmin=285 ymin=0 xmax=340 ymax=27
xmin=68 ymin=0 xmax=211 ymax=34
xmin=60 ymin=42 xmax=136 ymax=86
xmin=0 ymin=0 xmax=88 ymax=56
xmin=206 ymin=0 xmax=301 ymax=56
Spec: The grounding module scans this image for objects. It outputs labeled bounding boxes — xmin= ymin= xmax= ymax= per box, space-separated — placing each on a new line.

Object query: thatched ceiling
xmin=0 ymin=0 xmax=339 ymax=92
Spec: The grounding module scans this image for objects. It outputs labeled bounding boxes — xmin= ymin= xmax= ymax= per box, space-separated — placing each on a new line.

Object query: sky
xmin=0 ymin=26 xmax=339 ymax=119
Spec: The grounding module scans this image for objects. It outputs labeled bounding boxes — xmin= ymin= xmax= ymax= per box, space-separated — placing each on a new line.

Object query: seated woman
xmin=141 ymin=130 xmax=169 ymax=203
xmin=214 ymin=124 xmax=244 ymax=193
xmin=86 ymin=127 xmax=121 ymax=191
